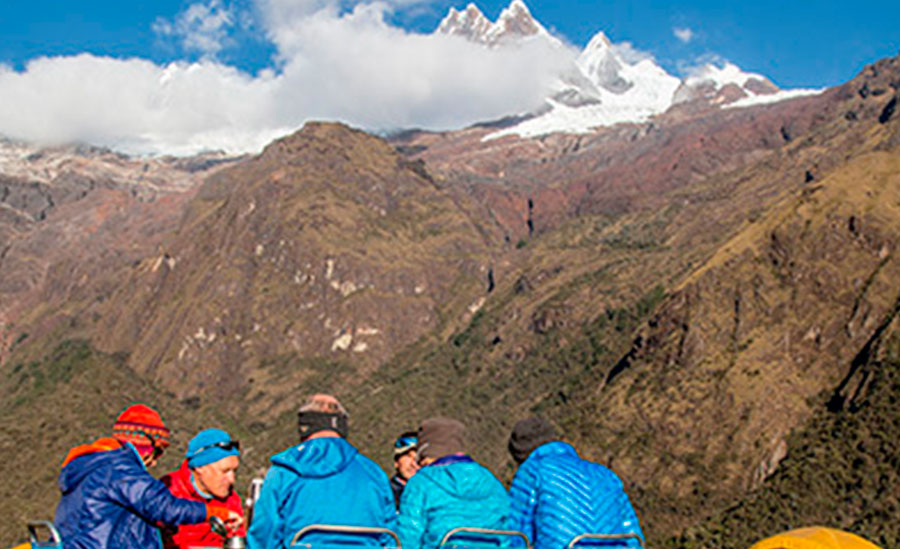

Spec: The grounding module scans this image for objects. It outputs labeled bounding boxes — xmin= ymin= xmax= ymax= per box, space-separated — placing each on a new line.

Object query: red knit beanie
xmin=112 ymin=404 xmax=171 ymax=456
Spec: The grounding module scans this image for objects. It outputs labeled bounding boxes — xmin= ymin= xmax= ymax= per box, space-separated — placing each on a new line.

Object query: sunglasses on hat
xmin=394 ymin=436 xmax=417 ymax=457
xmin=188 ymin=439 xmax=241 ymax=459
xmin=394 ymin=436 xmax=416 ymax=449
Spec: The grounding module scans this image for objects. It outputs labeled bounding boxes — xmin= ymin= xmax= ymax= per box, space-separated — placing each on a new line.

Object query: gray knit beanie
xmin=417 ymin=417 xmax=466 ymax=463
xmin=508 ymin=417 xmax=558 ymax=464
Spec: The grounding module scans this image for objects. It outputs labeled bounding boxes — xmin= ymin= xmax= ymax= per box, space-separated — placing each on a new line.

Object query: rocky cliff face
xmin=0 ymin=142 xmax=237 ymax=364
xmin=83 ymin=123 xmax=500 ymax=414
xmin=384 ymin=55 xmax=900 ymax=541
xmin=563 ymin=57 xmax=900 ymax=536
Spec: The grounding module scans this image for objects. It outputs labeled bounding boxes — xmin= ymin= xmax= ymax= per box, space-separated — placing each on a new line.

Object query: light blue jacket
xmin=246 ymin=437 xmax=396 ymax=549
xmin=397 ymin=455 xmax=511 ymax=549
xmin=508 ymin=442 xmax=644 ymax=549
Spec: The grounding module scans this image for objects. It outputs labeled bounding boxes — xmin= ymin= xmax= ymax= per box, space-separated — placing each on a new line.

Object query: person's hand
xmin=224 ymin=512 xmax=244 ymax=532
xmin=206 ymin=503 xmax=243 ymax=533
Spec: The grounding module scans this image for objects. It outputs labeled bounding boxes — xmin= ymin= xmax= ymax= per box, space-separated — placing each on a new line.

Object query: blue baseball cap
xmin=186 ymin=428 xmax=240 ymax=468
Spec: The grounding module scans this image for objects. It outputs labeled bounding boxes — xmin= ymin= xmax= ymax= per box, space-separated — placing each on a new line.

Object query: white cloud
xmin=0 ymin=55 xmax=286 ymax=155
xmin=611 ymin=41 xmax=655 ymax=65
xmin=673 ymin=27 xmax=694 ymax=44
xmin=677 ymin=53 xmax=730 ymax=78
xmin=0 ymin=0 xmax=576 ymax=155
xmin=153 ymin=0 xmax=236 ymax=57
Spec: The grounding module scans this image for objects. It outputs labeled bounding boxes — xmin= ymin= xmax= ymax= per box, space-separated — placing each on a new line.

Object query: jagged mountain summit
xmin=439 ymin=0 xmax=820 ymax=139
xmin=438 ymin=0 xmax=555 ymax=46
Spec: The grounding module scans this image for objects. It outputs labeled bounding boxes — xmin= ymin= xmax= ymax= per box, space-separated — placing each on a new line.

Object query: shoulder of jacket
xmin=593 ymin=463 xmax=624 ymax=484
xmin=402 ymin=466 xmax=435 ymax=494
xmin=109 ymin=447 xmax=148 ymax=474
xmin=354 ymin=453 xmax=390 ymax=483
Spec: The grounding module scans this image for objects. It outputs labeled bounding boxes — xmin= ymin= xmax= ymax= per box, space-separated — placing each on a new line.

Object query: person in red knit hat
xmin=54 ymin=403 xmax=241 ymax=549
xmin=161 ymin=428 xmax=246 ymax=548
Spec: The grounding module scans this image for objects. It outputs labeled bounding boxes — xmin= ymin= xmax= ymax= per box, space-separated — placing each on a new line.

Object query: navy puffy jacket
xmin=508 ymin=442 xmax=644 ymax=549
xmin=54 ymin=441 xmax=207 ymax=549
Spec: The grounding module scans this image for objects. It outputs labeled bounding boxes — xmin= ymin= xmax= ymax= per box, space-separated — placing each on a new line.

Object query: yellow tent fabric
xmin=750 ymin=527 xmax=881 ymax=549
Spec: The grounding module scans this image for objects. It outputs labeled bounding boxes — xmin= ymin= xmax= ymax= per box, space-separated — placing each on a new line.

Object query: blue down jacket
xmin=246 ymin=437 xmax=396 ymax=549
xmin=397 ymin=455 xmax=511 ymax=549
xmin=508 ymin=442 xmax=644 ymax=549
xmin=54 ymin=440 xmax=207 ymax=549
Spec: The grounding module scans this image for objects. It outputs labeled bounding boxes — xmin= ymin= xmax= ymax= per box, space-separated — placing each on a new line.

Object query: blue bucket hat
xmin=186 ymin=428 xmax=240 ymax=468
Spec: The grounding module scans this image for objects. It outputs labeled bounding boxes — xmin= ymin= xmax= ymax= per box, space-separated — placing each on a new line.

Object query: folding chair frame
xmin=566 ymin=533 xmax=645 ymax=548
xmin=28 ymin=521 xmax=62 ymax=548
xmin=438 ymin=527 xmax=532 ymax=548
xmin=290 ymin=524 xmax=402 ymax=548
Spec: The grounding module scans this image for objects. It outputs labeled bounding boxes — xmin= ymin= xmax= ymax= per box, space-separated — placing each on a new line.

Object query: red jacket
xmin=161 ymin=460 xmax=246 ymax=548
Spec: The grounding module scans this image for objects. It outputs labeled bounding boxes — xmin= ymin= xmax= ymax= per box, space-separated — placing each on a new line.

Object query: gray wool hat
xmin=417 ymin=417 xmax=466 ymax=463
xmin=508 ymin=417 xmax=559 ymax=464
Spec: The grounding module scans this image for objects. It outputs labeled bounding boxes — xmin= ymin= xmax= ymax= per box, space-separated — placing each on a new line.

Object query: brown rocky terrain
xmin=0 ymin=142 xmax=239 ymax=364
xmin=85 ymin=123 xmax=504 ymax=414
xmin=1 ymin=52 xmax=899 ymax=547
xmin=367 ymin=55 xmax=900 ymax=541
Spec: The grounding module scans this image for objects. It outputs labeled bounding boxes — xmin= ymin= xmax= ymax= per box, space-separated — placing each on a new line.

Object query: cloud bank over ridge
xmin=0 ymin=0 xmax=575 ymax=155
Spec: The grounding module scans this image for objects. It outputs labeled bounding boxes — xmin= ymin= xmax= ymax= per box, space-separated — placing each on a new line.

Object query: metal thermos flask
xmin=224 ymin=536 xmax=246 ymax=549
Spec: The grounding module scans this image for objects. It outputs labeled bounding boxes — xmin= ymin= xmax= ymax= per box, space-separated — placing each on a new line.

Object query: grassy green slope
xmin=0 ymin=341 xmax=247 ymax=546
xmin=673 ymin=324 xmax=900 ymax=548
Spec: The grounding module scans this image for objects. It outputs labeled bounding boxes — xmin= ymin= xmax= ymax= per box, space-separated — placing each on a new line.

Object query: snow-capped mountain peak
xmin=435 ymin=1 xmax=821 ymax=139
xmin=673 ymin=61 xmax=779 ymax=105
xmin=685 ymin=62 xmax=770 ymax=89
xmin=437 ymin=4 xmax=492 ymax=42
xmin=576 ymin=31 xmax=632 ymax=94
xmin=582 ymin=30 xmax=613 ymax=53
xmin=485 ymin=0 xmax=551 ymax=44
xmin=438 ymin=0 xmax=553 ymax=45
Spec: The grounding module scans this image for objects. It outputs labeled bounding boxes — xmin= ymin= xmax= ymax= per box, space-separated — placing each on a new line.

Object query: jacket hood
xmin=271 ymin=437 xmax=359 ymax=478
xmin=421 ymin=457 xmax=499 ymax=501
xmin=58 ymin=438 xmax=128 ymax=494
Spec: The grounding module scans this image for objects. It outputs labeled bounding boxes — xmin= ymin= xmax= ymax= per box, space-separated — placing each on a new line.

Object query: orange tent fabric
xmin=750 ymin=527 xmax=881 ymax=549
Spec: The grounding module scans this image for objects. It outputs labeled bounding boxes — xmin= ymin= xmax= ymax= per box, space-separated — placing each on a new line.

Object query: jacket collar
xmin=428 ymin=453 xmax=474 ymax=467
xmin=528 ymin=440 xmax=577 ymax=461
xmin=61 ymin=437 xmax=123 ymax=469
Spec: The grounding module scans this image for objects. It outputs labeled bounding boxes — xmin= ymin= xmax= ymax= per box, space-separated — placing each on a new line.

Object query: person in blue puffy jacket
xmin=397 ymin=417 xmax=511 ymax=549
xmin=507 ymin=417 xmax=644 ymax=549
xmin=54 ymin=404 xmax=238 ymax=549
xmin=246 ymin=394 xmax=396 ymax=549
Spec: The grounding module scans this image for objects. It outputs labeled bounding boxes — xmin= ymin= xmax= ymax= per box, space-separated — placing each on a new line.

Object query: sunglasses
xmin=188 ymin=440 xmax=240 ymax=459
xmin=394 ymin=436 xmax=417 ymax=449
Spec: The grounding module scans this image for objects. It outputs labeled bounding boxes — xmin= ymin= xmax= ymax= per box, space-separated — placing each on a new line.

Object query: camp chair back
xmin=290 ymin=524 xmax=401 ymax=548
xmin=27 ymin=521 xmax=62 ymax=549
xmin=566 ymin=533 xmax=645 ymax=548
xmin=438 ymin=527 xmax=531 ymax=549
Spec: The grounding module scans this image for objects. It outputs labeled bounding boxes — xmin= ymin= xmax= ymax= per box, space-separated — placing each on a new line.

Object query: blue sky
xmin=2 ymin=0 xmax=895 ymax=87
xmin=0 ymin=0 xmax=896 ymax=155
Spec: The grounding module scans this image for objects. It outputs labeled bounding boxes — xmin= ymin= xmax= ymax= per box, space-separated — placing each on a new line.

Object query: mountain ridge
xmin=0 ymin=48 xmax=898 ymax=548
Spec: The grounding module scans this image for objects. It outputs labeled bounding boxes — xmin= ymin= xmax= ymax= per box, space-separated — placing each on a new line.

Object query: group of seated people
xmin=51 ymin=395 xmax=644 ymax=549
